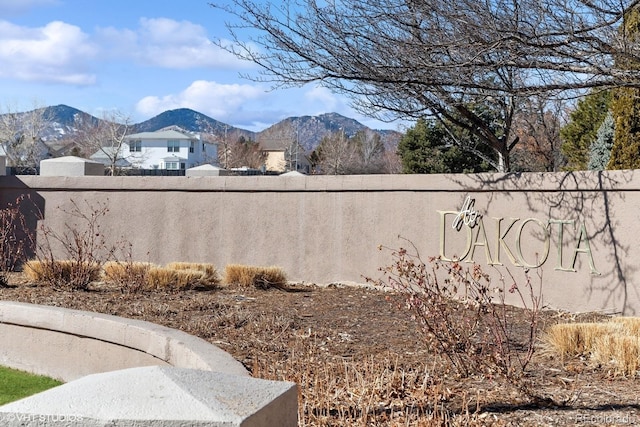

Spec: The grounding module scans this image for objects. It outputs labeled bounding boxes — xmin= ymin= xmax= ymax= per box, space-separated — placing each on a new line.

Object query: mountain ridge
xmin=16 ymin=104 xmax=402 ymax=152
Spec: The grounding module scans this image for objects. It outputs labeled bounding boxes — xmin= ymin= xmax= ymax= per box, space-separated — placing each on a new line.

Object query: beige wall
xmin=265 ymin=151 xmax=286 ymax=172
xmin=1 ymin=171 xmax=638 ymax=314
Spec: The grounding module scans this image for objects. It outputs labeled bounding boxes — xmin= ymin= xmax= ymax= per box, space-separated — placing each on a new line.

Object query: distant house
xmin=91 ymin=127 xmax=218 ymax=171
xmin=259 ymin=138 xmax=310 ymax=173
xmin=0 ymin=139 xmax=53 ymax=167
xmin=89 ymin=147 xmax=132 ymax=168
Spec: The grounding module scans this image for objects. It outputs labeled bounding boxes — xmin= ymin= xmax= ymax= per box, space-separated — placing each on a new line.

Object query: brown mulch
xmin=1 ymin=272 xmax=639 ymax=426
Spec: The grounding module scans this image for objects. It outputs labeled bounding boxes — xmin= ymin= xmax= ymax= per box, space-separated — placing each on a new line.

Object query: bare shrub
xmin=35 ymin=199 xmax=119 ymax=290
xmin=367 ymin=240 xmax=543 ymax=383
xmin=0 ymin=195 xmax=33 ymax=287
xmin=224 ymin=264 xmax=287 ymax=289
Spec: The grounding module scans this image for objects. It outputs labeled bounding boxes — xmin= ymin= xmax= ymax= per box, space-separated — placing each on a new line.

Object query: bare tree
xmin=511 ymin=97 xmax=567 ymax=172
xmin=351 ymin=129 xmax=386 ymax=173
xmin=73 ymin=110 xmax=134 ymax=175
xmin=312 ymin=131 xmax=358 ymax=174
xmin=0 ymin=102 xmax=52 ymax=168
xmin=226 ymin=136 xmax=266 ymax=169
xmin=213 ymin=0 xmax=640 ymax=171
xmin=311 ymin=129 xmax=390 ymax=174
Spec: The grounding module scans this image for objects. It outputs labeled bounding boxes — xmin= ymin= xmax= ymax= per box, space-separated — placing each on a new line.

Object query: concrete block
xmin=0 ymin=366 xmax=298 ymax=427
xmin=0 ymin=301 xmax=249 ymax=381
xmin=0 ymin=155 xmax=5 ymax=175
xmin=186 ymin=164 xmax=229 ymax=176
xmin=40 ymin=156 xmax=104 ymax=176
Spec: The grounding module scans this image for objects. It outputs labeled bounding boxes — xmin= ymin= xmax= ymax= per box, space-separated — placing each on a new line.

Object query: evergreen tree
xmin=588 ymin=112 xmax=614 ymax=170
xmin=397 ymin=118 xmax=493 ymax=174
xmin=608 ymin=6 xmax=640 ymax=170
xmin=560 ymin=90 xmax=611 ymax=171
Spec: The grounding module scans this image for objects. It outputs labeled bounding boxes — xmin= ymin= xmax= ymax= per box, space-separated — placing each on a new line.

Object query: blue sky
xmin=0 ymin=0 xmax=404 ymax=132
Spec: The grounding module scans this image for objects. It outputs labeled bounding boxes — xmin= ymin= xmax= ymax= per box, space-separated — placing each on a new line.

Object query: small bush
xmin=0 ymin=196 xmax=34 ymax=287
xmin=224 ymin=264 xmax=288 ymax=289
xmin=367 ymin=240 xmax=543 ymax=381
xmin=34 ymin=199 xmax=119 ymax=291
xmin=24 ymin=259 xmax=101 ymax=290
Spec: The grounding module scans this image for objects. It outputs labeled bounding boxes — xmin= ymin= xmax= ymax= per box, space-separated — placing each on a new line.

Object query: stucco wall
xmin=0 ymin=171 xmax=638 ymax=314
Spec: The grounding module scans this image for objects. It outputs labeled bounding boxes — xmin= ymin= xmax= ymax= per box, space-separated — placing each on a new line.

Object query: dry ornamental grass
xmin=545 ymin=318 xmax=640 ymax=376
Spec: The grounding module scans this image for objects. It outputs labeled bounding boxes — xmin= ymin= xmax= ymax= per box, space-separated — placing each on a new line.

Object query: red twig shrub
xmin=367 ymin=239 xmax=543 ymax=382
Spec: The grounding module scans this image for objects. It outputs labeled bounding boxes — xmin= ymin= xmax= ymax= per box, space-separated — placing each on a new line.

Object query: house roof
xmin=89 ymin=149 xmax=132 ymax=167
xmin=90 ymin=147 xmax=119 ymax=159
xmin=126 ymin=130 xmax=197 ymax=141
xmin=259 ymin=138 xmax=307 ymax=152
xmin=163 ymin=155 xmax=187 ymax=162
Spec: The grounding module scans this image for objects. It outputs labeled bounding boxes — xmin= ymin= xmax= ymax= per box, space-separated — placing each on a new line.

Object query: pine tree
xmin=397 ymin=118 xmax=493 ymax=174
xmin=560 ymin=90 xmax=611 ymax=171
xmin=608 ymin=6 xmax=640 ymax=170
xmin=588 ymin=112 xmax=614 ymax=170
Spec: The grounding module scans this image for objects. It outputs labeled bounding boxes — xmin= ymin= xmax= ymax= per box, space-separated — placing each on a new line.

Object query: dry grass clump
xmin=26 ymin=259 xmax=222 ymax=293
xmin=24 ymin=259 xmax=101 ymax=290
xmin=224 ymin=264 xmax=287 ymax=289
xmin=102 ymin=261 xmax=155 ymax=282
xmin=251 ymin=335 xmax=480 ymax=426
xmin=23 ymin=259 xmax=50 ymax=282
xmin=592 ymin=334 xmax=640 ymax=376
xmin=146 ymin=266 xmax=179 ymax=291
xmin=101 ymin=261 xmax=220 ymax=292
xmin=166 ymin=262 xmax=220 ymax=289
xmin=102 ymin=261 xmax=156 ymax=293
xmin=544 ymin=322 xmax=621 ymax=361
xmin=610 ymin=316 xmax=640 ymax=336
xmin=545 ymin=318 xmax=640 ymax=376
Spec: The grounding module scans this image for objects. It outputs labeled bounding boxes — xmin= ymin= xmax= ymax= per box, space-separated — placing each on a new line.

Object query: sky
xmin=0 ymin=0 xmax=406 ymax=132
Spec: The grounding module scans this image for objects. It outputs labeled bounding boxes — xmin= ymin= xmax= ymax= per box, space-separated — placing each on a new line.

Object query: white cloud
xmin=98 ymin=18 xmax=251 ymax=69
xmin=136 ymin=80 xmax=266 ymax=122
xmin=0 ymin=20 xmax=97 ymax=85
xmin=304 ymin=86 xmax=343 ymax=112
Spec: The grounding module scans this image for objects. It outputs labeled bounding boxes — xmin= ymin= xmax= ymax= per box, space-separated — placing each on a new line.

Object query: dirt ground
xmin=1 ymin=272 xmax=639 ymax=426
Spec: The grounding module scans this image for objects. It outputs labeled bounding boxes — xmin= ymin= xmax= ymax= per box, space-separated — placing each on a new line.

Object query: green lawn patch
xmin=0 ymin=366 xmax=62 ymax=405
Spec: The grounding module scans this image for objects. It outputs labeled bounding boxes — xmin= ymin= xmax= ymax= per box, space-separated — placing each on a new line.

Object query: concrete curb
xmin=0 ymin=302 xmax=297 ymax=426
xmin=0 ymin=301 xmax=248 ymax=381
